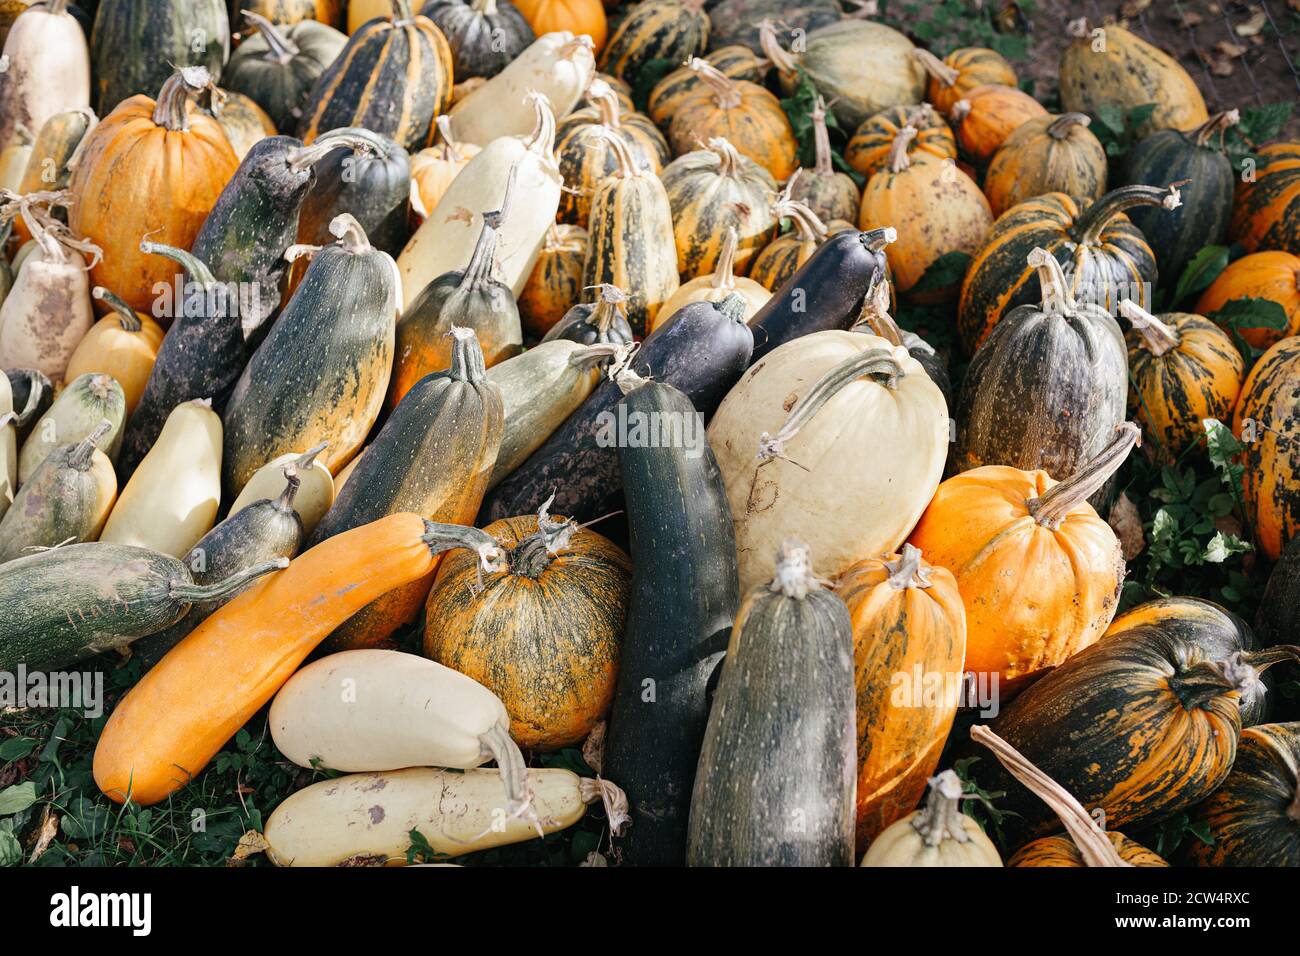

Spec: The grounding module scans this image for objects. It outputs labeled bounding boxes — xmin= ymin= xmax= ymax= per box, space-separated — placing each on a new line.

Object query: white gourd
xmin=0 ymin=0 xmax=90 ymax=150
xmin=860 ymin=770 xmax=1003 ymax=867
xmin=227 ymin=444 xmax=336 ymax=537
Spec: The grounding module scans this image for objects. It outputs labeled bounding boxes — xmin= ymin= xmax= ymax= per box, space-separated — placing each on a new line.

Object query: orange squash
xmin=909 ymin=423 xmax=1138 ymax=687
xmin=653 ymin=225 xmax=770 ymax=328
xmin=409 ymin=116 xmax=481 ymax=218
xmin=845 ymin=103 xmax=957 ymax=181
xmin=67 ymin=66 xmax=238 ymax=313
xmin=858 ymin=126 xmax=993 ymax=303
xmin=62 ymin=286 xmax=164 ymax=416
xmin=838 ymin=544 xmax=966 ymax=852
xmin=647 ymin=44 xmax=764 ymax=129
xmin=519 ymin=222 xmax=588 ymax=338
xmin=949 ymin=84 xmax=1047 ymax=165
xmin=514 ymin=0 xmax=607 ymax=54
xmin=1233 ymin=336 xmax=1300 ymax=561
xmin=983 ymin=113 xmax=1108 ymax=217
xmin=914 ymin=46 xmax=1016 ymax=117
xmin=1231 ymin=141 xmax=1300 ymax=255
xmin=93 ymin=514 xmax=508 ymax=806
xmin=1195 ymin=250 xmax=1300 ymax=351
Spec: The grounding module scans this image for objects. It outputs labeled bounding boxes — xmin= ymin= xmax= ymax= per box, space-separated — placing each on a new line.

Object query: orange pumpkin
xmin=1196 ymin=250 xmax=1300 ymax=351
xmin=983 ymin=113 xmax=1108 ymax=217
xmin=514 ymin=0 xmax=607 ymax=54
xmin=746 ymin=193 xmax=828 ymax=292
xmin=1231 ymin=141 xmax=1300 ymax=255
xmin=67 ymin=67 xmax=238 ymax=314
xmin=518 ymin=222 xmax=588 ymax=337
xmin=914 ymin=46 xmax=1016 ymax=117
xmin=62 ymin=286 xmax=165 ymax=415
xmin=1233 ymin=336 xmax=1300 ymax=561
xmin=846 ymin=103 xmax=957 ymax=181
xmin=949 ymin=84 xmax=1048 ymax=165
xmin=409 ymin=116 xmax=481 ymax=218
xmin=909 ymin=423 xmax=1138 ymax=687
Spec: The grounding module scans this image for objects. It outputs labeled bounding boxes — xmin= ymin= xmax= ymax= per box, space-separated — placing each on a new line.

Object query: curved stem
xmin=286 ymin=131 xmax=379 ymax=172
xmin=446 ymin=325 xmax=488 ymax=383
xmin=708 ymin=227 xmax=740 ymax=291
xmin=522 ymin=92 xmax=557 ymax=156
xmin=67 ymin=420 xmax=113 ymax=471
xmin=757 ymin=349 xmax=905 ymax=463
xmin=1118 ymin=300 xmax=1180 ymax=357
xmin=435 ymin=115 xmax=462 ymax=161
xmin=1048 ymin=112 xmax=1090 ymax=139
xmin=91 ymin=287 xmax=143 ymax=332
xmin=1073 ymin=185 xmax=1183 ymax=247
xmin=577 ymin=776 xmax=630 ymax=836
xmin=507 ymin=494 xmax=576 ymax=578
xmin=912 ymin=47 xmax=960 ymax=87
xmin=587 ymin=79 xmax=622 ymax=129
xmin=329 ymin=214 xmax=372 ymax=253
xmin=887 ymin=125 xmax=918 ymax=173
xmin=885 ymin=543 xmax=933 ymax=590
xmin=810 ymin=96 xmax=835 ymax=177
xmin=687 ymin=57 xmax=741 ymax=109
xmin=773 ymin=194 xmax=827 ymax=244
xmin=568 ymin=342 xmax=623 ymax=368
xmin=1192 ymin=109 xmax=1239 ymax=148
xmin=170 ymin=558 xmax=289 ymax=603
xmin=242 ymin=10 xmax=300 ymax=63
xmin=140 ymin=239 xmax=217 ymax=287
xmin=767 ymin=540 xmax=826 ymax=600
xmin=1025 ymin=246 xmax=1075 ymax=314
xmin=912 ymin=770 xmax=972 ymax=847
xmin=594 ymin=126 xmax=640 ymax=179
xmin=294 ymin=442 xmax=328 ymax=472
xmin=971 ymin=725 xmax=1131 ymax=867
xmin=460 ymin=165 xmax=514 ymax=290
xmin=852 ymin=277 xmax=902 ymax=345
xmin=151 ymin=67 xmax=212 ymax=131
xmin=862 ymin=226 xmax=897 ymax=253
xmin=273 ymin=465 xmax=301 ymax=513
xmin=1026 ymin=423 xmax=1141 ymax=529
xmin=478 ymin=723 xmax=529 ymax=813
xmin=756 ymin=19 xmax=797 ymax=75
xmin=420 ymin=520 xmax=506 ymax=571
xmin=707 ymin=137 xmax=744 ymax=178
xmin=588 ymin=283 xmax=628 ymax=333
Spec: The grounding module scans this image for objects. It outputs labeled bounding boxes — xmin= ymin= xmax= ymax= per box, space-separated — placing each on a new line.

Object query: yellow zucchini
xmin=0 ymin=376 xmax=16 ymax=521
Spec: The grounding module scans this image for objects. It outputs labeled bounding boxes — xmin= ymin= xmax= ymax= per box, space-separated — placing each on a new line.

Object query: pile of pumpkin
xmin=0 ymin=0 xmax=1297 ymax=868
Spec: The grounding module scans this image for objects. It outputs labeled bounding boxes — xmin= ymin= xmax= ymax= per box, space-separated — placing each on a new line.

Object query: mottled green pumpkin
xmin=983 ymin=113 xmax=1107 ymax=217
xmin=597 ymin=0 xmax=708 ymax=84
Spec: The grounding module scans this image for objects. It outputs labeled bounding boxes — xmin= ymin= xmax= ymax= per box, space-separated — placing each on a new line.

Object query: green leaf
xmin=0 ymin=737 xmax=36 ymax=762
xmin=1203 ymin=532 xmax=1250 ymax=564
xmin=0 ymin=828 xmax=20 ymax=867
xmin=1171 ymin=245 xmax=1230 ymax=305
xmin=911 ymin=251 xmax=972 ymax=295
xmin=0 ymin=781 xmax=37 ymax=816
xmin=1207 ymin=297 xmax=1291 ymax=332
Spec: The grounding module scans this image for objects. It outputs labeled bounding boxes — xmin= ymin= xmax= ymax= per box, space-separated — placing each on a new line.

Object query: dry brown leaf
xmin=1234 ymin=10 xmax=1267 ymax=35
xmin=1175 ymin=9 xmax=1204 ymax=26
xmin=582 ymin=720 xmax=606 ymax=774
xmin=1213 ymin=40 xmax=1249 ymax=58
xmin=27 ymin=807 xmax=58 ymax=864
xmin=228 ymin=829 xmax=271 ymax=864
xmin=1109 ymin=492 xmax=1146 ymax=560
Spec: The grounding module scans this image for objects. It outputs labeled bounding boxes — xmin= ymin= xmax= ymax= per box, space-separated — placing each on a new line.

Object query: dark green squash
xmin=310 ymin=326 xmax=504 ymax=654
xmin=702 ymin=0 xmax=838 ymax=55
xmin=419 ymin=0 xmax=534 ymax=80
xmin=1257 ymin=534 xmax=1300 ymax=648
xmin=953 ymin=248 xmax=1127 ymax=507
xmin=117 ymin=241 xmax=246 ymax=478
xmin=687 ymin=540 xmax=856 ymax=866
xmin=132 ymin=467 xmax=305 ymax=669
xmin=958 ymin=184 xmax=1175 ymax=355
xmin=541 ymin=282 xmax=634 ymax=347
xmin=1181 ymin=721 xmax=1300 ymax=867
xmin=297 ymin=0 xmax=453 ymax=149
xmin=1121 ymin=111 xmax=1238 ymax=284
xmin=293 ymin=126 xmax=411 ymax=257
xmin=90 ymin=0 xmax=231 ymax=114
xmin=224 ymin=11 xmax=348 ymax=132
xmin=221 ymin=214 xmax=399 ymax=497
xmin=597 ymin=0 xmax=708 ymax=85
xmin=0 ymin=542 xmax=287 ymax=672
xmin=604 ymin=375 xmax=739 ymax=866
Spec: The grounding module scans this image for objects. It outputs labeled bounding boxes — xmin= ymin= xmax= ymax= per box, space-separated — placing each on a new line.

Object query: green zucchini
xmin=604 ymin=375 xmax=739 ymax=865
xmin=0 ymin=544 xmax=287 ymax=672
xmin=687 ymin=540 xmax=856 ymax=866
xmin=18 ymin=372 xmax=125 ymax=484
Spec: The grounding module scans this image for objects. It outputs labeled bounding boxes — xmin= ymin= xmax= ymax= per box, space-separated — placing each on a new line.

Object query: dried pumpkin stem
xmin=810 ymin=96 xmax=835 ymax=177
xmin=522 ymin=92 xmax=557 ymax=155
xmin=420 ymin=520 xmax=506 ymax=571
xmin=92 ymin=286 xmax=143 ymax=332
xmin=445 ymin=325 xmax=489 ymax=382
xmin=972 ymin=724 xmax=1131 ymax=867
xmin=242 ymin=10 xmax=300 ymax=62
xmin=67 ymin=420 xmax=114 ymax=472
xmin=169 ymin=558 xmax=290 ymax=603
xmin=152 ymin=66 xmax=213 ymax=131
xmin=578 ymin=776 xmax=631 ymax=835
xmin=569 ymin=342 xmax=623 ymax=368
xmin=1048 ymin=112 xmax=1090 ymax=139
xmin=508 ymin=494 xmax=577 ymax=578
xmin=1026 ymin=422 xmax=1141 ymax=529
xmin=687 ymin=57 xmax=741 ymax=109
xmin=1025 ymin=246 xmax=1076 ymax=314
xmin=388 ymin=0 xmax=415 ymax=23
xmin=329 ymin=213 xmax=372 ymax=253
xmin=140 ymin=239 xmax=218 ymax=288
xmin=294 ymin=442 xmax=329 ymax=471
xmin=286 ymin=131 xmax=379 ymax=172
xmin=757 ymin=19 xmax=797 ymax=75
xmin=768 ymin=540 xmax=827 ymax=600
xmin=435 ymin=115 xmax=462 ymax=161
xmin=851 ymin=276 xmax=902 ymax=345
xmin=1074 ymin=184 xmax=1183 ymax=247
xmin=460 ymin=167 xmax=515 ymax=290
xmin=887 ymin=125 xmax=919 ymax=173
xmin=1118 ymin=299 xmax=1180 ymax=357
xmin=912 ymin=770 xmax=972 ymax=847
xmin=594 ymin=126 xmax=642 ymax=179
xmin=1192 ymin=109 xmax=1240 ymax=148
xmin=477 ymin=722 xmax=530 ymax=813
xmin=912 ymin=47 xmax=959 ymax=87
xmin=587 ymin=283 xmax=629 ymax=333
xmin=885 ymin=543 xmax=933 ymax=590
xmin=709 ymin=227 xmax=741 ymax=291
xmin=772 ymin=195 xmax=827 ymax=244
xmin=587 ymin=79 xmax=622 ymax=129
xmin=273 ymin=464 xmax=301 ymax=512
xmin=707 ymin=137 xmax=744 ymax=177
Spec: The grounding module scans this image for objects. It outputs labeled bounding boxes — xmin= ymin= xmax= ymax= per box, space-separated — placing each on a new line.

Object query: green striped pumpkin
xmin=598 ymin=0 xmax=709 ymax=85
xmin=1232 ymin=141 xmax=1300 ymax=256
xmin=647 ymin=43 xmax=763 ymax=129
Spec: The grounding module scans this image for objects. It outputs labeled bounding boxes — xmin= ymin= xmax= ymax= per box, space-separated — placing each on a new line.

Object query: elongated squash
xmin=100 ymin=399 xmax=223 ymax=559
xmin=688 ymin=541 xmax=856 ymax=866
xmin=0 ymin=0 xmax=89 ymax=150
xmin=63 ymin=287 xmax=163 ymax=416
xmin=18 ymin=372 xmax=124 ymax=483
xmin=228 ymin=444 xmax=334 ymax=537
xmin=13 ymin=107 xmax=97 ymax=230
xmin=93 ymin=515 xmax=507 ymax=806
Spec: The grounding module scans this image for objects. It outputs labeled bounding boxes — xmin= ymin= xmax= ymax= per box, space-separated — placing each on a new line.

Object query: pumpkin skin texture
xmin=201 ymin=88 xmax=278 ymax=161
xmin=838 ymin=546 xmax=966 ymax=852
xmin=949 ymin=84 xmax=1047 ymax=165
xmin=90 ymin=0 xmax=230 ymax=115
xmin=513 ymin=0 xmax=606 ymax=54
xmin=225 ymin=13 xmax=349 ymax=133
xmin=236 ymin=0 xmax=346 ymax=27
xmin=424 ymin=511 xmax=632 ymax=751
xmin=519 ymin=223 xmax=588 ymax=337
xmin=1195 ymin=251 xmax=1300 ymax=351
xmin=647 ymin=43 xmax=763 ymax=128
xmin=1232 ymin=141 xmax=1300 ymax=256
xmin=1119 ymin=301 xmax=1243 ymax=459
xmin=958 ymin=185 xmax=1172 ymax=355
xmin=63 ymin=287 xmax=164 ymax=417
xmin=859 ymin=129 xmax=992 ymax=303
xmin=1122 ymin=111 xmax=1238 ymax=283
xmin=983 ymin=113 xmax=1107 ymax=218
xmin=420 ymin=0 xmax=534 ymax=80
xmin=1182 ymin=722 xmax=1300 ymax=867
xmin=67 ymin=68 xmax=240 ymax=314
xmin=953 ymin=250 xmax=1128 ymax=507
xmin=598 ymin=0 xmax=708 ymax=85
xmin=297 ymin=1 xmax=453 ymax=150
xmin=910 ymin=424 xmax=1137 ymax=686
xmin=1059 ymin=22 xmax=1208 ymax=137
xmin=409 ymin=118 xmax=480 ymax=216
xmin=659 ymin=137 xmax=777 ymax=279
xmin=1010 ymin=832 xmax=1167 ymax=867
xmin=1233 ymin=336 xmax=1300 ymax=561
xmin=915 ymin=46 xmax=1016 ymax=117
xmin=859 ymin=770 xmax=1003 ymax=867
xmin=845 ymin=103 xmax=956 ymax=182
xmin=1257 ymin=534 xmax=1300 ymax=648
xmin=687 ymin=542 xmax=857 ymax=867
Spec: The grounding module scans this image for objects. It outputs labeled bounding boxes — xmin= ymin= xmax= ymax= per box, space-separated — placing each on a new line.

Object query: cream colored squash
xmin=227 ymin=444 xmax=335 ymax=538
xmin=397 ymin=93 xmax=562 ymax=305
xmin=0 ymin=124 xmax=32 ymax=190
xmin=0 ymin=375 xmax=16 ymax=521
xmin=708 ymin=328 xmax=949 ymax=594
xmin=448 ymin=31 xmax=595 ymax=147
xmin=0 ymin=0 xmax=90 ymax=151
xmin=653 ymin=226 xmax=770 ymax=330
xmin=99 ymin=399 xmax=222 ymax=558
xmin=860 ymin=770 xmax=1003 ymax=866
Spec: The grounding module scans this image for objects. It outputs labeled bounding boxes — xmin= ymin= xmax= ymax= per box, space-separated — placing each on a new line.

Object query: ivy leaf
xmin=1171 ymin=245 xmax=1230 ymax=305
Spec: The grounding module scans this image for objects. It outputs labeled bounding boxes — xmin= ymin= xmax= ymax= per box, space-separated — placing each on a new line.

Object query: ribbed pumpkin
xmin=983 ymin=113 xmax=1107 ymax=217
xmin=424 ymin=504 xmax=632 ymax=750
xmin=1196 ymin=251 xmax=1300 ymax=351
xmin=582 ymin=129 xmax=679 ymax=334
xmin=748 ymin=194 xmax=830 ymax=293
xmin=758 ymin=18 xmax=923 ymax=131
xmin=519 ymin=223 xmax=587 ymax=337
xmin=409 ymin=116 xmax=480 ymax=217
xmin=859 ymin=769 xmax=1003 ymax=867
xmin=910 ymin=423 xmax=1138 ymax=686
xmin=839 ymin=544 xmax=966 ymax=851
xmin=914 ymin=46 xmax=1016 ymax=117
xmin=973 ymin=726 xmax=1169 ymax=868
xmin=1182 ymin=722 xmax=1300 ymax=867
xmin=845 ymin=103 xmax=957 ymax=182
xmin=859 ymin=126 xmax=993 ymax=303
xmin=597 ymin=0 xmax=708 ymax=85
xmin=66 ymin=66 xmax=238 ymax=313
xmin=420 ymin=0 xmax=534 ymax=80
xmin=1233 ymin=336 xmax=1300 ymax=561
xmin=1059 ymin=20 xmax=1208 ymax=137
xmin=666 ymin=58 xmax=796 ymax=182
xmin=1122 ymin=111 xmax=1239 ymax=282
xmin=647 ymin=43 xmax=764 ymax=129
xmin=948 ymin=84 xmax=1048 ymax=165
xmin=63 ymin=286 xmax=164 ymax=416
xmin=1118 ymin=300 xmax=1244 ymax=459
xmin=659 ymin=137 xmax=777 ymax=278
xmin=1231 ymin=141 xmax=1300 ymax=256
xmin=787 ymin=96 xmax=859 ymax=225
xmin=224 ymin=12 xmax=349 ymax=133
xmin=555 ymin=79 xmax=668 ymax=227
xmin=236 ymin=0 xmax=345 ymax=27
xmin=654 ymin=226 xmax=769 ymax=328
xmin=513 ymin=0 xmax=606 ymax=54
xmin=297 ymin=0 xmax=453 ymax=149
xmin=958 ymin=184 xmax=1175 ymax=354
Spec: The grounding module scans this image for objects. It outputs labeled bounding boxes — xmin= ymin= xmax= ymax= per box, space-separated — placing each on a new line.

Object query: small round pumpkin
xmin=1233 ymin=335 xmax=1300 ymax=561
xmin=597 ymin=0 xmax=709 ymax=85
xmin=420 ymin=0 xmax=535 ymax=80
xmin=983 ymin=113 xmax=1107 ymax=217
xmin=1118 ymin=299 xmax=1244 ymax=459
xmin=845 ymin=103 xmax=956 ymax=182
xmin=541 ymin=281 xmax=632 ymax=346
xmin=1231 ymin=141 xmax=1300 ymax=256
xmin=787 ymin=95 xmax=860 ymax=225
xmin=423 ymin=504 xmax=632 ymax=750
xmin=914 ymin=46 xmax=1016 ymax=117
xmin=409 ymin=116 xmax=481 ymax=217
xmin=860 ymin=769 xmax=1003 ymax=867
xmin=518 ymin=222 xmax=588 ymax=338
xmin=224 ymin=11 xmax=349 ymax=132
xmin=858 ymin=126 xmax=993 ymax=303
xmin=1195 ymin=250 xmax=1300 ymax=351
xmin=653 ymin=226 xmax=769 ymax=329
xmin=646 ymin=44 xmax=764 ymax=129
xmin=949 ymin=84 xmax=1048 ymax=165
xmin=513 ymin=0 xmax=607 ymax=54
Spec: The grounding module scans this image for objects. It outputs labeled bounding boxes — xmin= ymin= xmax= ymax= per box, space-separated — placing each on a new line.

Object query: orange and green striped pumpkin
xmin=845 ymin=103 xmax=957 ymax=182
xmin=646 ymin=43 xmax=764 ymax=129
xmin=983 ymin=113 xmax=1108 ymax=217
xmin=597 ymin=0 xmax=708 ymax=85
xmin=1196 ymin=250 xmax=1300 ymax=351
xmin=1233 ymin=336 xmax=1300 ymax=561
xmin=1231 ymin=141 xmax=1300 ymax=255
xmin=914 ymin=46 xmax=1016 ymax=117
xmin=519 ymin=223 xmax=588 ymax=338
xmin=1010 ymin=831 xmax=1168 ymax=867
